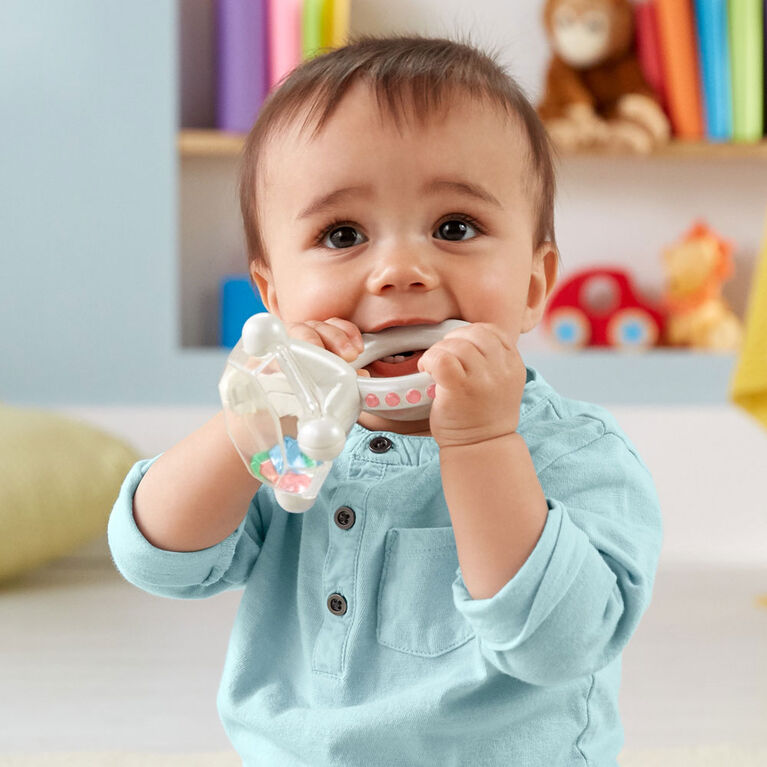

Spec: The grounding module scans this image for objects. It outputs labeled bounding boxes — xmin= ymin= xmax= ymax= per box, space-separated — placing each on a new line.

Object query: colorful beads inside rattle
xmin=251 ymin=435 xmax=318 ymax=492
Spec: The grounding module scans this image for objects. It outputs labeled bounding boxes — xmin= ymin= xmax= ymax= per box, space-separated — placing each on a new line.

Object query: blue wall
xmin=0 ymin=0 xmax=186 ymax=405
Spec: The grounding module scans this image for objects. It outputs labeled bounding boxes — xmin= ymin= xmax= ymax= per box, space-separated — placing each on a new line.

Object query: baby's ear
xmin=250 ymin=262 xmax=279 ymax=316
xmin=521 ymin=242 xmax=559 ymax=333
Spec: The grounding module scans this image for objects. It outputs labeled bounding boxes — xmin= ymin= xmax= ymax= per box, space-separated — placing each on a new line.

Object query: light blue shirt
xmin=108 ymin=366 xmax=662 ymax=766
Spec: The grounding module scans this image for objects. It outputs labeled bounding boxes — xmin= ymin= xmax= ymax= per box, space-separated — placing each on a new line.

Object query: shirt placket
xmin=311 ymin=436 xmax=395 ymax=678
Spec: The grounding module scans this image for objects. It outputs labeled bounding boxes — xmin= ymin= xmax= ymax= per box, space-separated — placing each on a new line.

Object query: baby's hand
xmin=284 ymin=318 xmax=371 ymax=377
xmin=417 ymin=323 xmax=525 ymax=447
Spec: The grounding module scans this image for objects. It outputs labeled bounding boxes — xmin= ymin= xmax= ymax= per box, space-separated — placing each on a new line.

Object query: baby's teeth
xmin=381 ymin=354 xmax=408 ymax=363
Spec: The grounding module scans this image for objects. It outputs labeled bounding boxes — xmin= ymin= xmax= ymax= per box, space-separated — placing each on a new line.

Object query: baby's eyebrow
xmin=295 ymin=177 xmax=503 ymax=222
xmin=297 ymin=185 xmax=371 ymax=221
xmin=422 ymin=178 xmax=503 ymax=209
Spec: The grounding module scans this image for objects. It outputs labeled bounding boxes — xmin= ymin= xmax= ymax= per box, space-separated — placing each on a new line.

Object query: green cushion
xmin=0 ymin=404 xmax=139 ymax=582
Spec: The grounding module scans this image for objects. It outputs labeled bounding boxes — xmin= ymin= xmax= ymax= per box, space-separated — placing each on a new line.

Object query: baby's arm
xmin=449 ymin=430 xmax=663 ymax=686
xmin=132 ymin=410 xmax=260 ymax=551
xmin=132 ymin=317 xmax=365 ymax=553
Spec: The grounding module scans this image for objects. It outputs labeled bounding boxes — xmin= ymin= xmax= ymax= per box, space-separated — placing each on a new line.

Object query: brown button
xmin=327 ymin=593 xmax=347 ymax=616
xmin=334 ymin=506 xmax=356 ymax=530
xmin=369 ymin=436 xmax=393 ymax=453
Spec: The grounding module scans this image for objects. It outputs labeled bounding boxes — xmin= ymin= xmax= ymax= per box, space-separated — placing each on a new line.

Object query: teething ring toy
xmin=219 ymin=313 xmax=467 ymax=512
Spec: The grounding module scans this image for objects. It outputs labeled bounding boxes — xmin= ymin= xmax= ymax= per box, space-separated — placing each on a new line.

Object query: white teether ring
xmin=352 ymin=320 xmax=468 ymax=420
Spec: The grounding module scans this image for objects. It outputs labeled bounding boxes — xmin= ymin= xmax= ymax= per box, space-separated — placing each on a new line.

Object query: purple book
xmin=216 ymin=0 xmax=268 ymax=133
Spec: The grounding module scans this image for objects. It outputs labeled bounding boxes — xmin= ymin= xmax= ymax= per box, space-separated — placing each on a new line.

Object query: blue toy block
xmin=220 ymin=274 xmax=267 ymax=348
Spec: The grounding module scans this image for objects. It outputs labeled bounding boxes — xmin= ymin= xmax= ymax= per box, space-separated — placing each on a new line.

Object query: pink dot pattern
xmin=362 ymin=385 xmax=436 ymax=410
xmin=405 ymin=388 xmax=421 ymax=404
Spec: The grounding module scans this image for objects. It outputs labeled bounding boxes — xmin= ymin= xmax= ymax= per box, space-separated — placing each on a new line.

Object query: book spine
xmin=268 ymin=0 xmax=302 ymax=90
xmin=694 ymin=0 xmax=733 ymax=140
xmin=302 ymin=0 xmax=323 ymax=60
xmin=216 ymin=0 xmax=268 ymax=133
xmin=635 ymin=1 xmax=668 ymax=110
xmin=729 ymin=0 xmax=764 ymax=141
xmin=332 ymin=0 xmax=350 ymax=48
xmin=656 ymin=0 xmax=704 ymax=138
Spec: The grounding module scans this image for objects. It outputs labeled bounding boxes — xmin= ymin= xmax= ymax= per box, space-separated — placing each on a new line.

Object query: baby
xmin=109 ymin=34 xmax=662 ymax=766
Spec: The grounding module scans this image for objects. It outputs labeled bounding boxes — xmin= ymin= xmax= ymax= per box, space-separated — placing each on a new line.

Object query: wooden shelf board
xmin=178 ymin=129 xmax=246 ymax=157
xmin=178 ymin=129 xmax=767 ymax=159
xmin=562 ymin=139 xmax=767 ymax=160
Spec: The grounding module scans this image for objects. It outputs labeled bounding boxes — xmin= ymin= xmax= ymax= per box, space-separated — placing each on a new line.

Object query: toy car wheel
xmin=606 ymin=308 xmax=659 ymax=349
xmin=548 ymin=307 xmax=591 ymax=348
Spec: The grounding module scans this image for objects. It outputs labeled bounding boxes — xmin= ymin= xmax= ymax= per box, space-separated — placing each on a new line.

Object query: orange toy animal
xmin=661 ymin=222 xmax=743 ymax=351
xmin=537 ymin=0 xmax=670 ymax=153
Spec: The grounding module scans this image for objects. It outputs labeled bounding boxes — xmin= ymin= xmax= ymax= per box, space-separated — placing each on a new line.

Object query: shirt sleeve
xmin=451 ymin=431 xmax=663 ymax=686
xmin=107 ymin=456 xmax=264 ymax=599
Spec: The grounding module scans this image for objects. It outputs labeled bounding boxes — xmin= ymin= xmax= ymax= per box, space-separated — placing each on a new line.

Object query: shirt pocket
xmin=376 ymin=526 xmax=475 ymax=657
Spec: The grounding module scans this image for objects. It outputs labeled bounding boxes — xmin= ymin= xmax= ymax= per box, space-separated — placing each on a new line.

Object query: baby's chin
xmin=356 ymin=409 xmax=431 ymax=437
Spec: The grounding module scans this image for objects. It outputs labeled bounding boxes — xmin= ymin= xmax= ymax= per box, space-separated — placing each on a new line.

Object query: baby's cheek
xmin=276 ymin=277 xmax=339 ymax=321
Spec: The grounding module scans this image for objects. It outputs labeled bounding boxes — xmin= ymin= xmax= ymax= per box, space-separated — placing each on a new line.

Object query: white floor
xmin=1 ymin=540 xmax=765 ymax=754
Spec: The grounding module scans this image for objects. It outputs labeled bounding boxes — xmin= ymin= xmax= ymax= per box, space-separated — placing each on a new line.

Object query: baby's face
xmin=251 ymin=81 xmax=555 ymax=434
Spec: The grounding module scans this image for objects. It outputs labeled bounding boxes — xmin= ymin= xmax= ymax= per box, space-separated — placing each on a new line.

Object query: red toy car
xmin=543 ymin=268 xmax=666 ymax=349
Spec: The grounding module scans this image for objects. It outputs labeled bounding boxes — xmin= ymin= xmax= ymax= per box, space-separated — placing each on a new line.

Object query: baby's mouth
xmin=365 ymin=349 xmax=427 ymax=377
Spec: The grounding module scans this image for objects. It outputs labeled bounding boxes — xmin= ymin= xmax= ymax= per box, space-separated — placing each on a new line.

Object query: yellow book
xmin=730 ymin=208 xmax=767 ymax=430
xmin=321 ymin=0 xmax=350 ymax=50
xmin=332 ymin=0 xmax=350 ymax=48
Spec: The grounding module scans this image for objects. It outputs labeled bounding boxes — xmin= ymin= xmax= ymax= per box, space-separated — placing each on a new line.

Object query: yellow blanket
xmin=730 ymin=209 xmax=767 ymax=429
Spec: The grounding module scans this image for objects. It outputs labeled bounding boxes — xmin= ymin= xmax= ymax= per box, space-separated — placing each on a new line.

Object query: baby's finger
xmin=304 ymin=320 xmax=361 ymax=362
xmin=322 ymin=317 xmax=365 ymax=352
xmin=444 ymin=323 xmax=512 ymax=355
xmin=283 ymin=323 xmax=332 ymax=361
xmin=418 ymin=343 xmax=468 ymax=386
xmin=421 ymin=338 xmax=484 ymax=377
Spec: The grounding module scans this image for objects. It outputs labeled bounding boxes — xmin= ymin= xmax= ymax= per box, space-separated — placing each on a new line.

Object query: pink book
xmin=267 ymin=0 xmax=302 ymax=91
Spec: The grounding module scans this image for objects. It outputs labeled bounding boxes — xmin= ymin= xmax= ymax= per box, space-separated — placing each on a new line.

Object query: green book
xmin=302 ymin=0 xmax=324 ymax=60
xmin=729 ymin=0 xmax=764 ymax=141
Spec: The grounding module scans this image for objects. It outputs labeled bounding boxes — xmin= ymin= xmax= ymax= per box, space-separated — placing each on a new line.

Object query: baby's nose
xmin=366 ymin=251 xmax=439 ymax=293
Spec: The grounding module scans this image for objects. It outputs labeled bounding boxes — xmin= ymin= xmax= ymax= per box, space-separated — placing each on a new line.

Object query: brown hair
xmin=239 ymin=33 xmax=557 ymax=273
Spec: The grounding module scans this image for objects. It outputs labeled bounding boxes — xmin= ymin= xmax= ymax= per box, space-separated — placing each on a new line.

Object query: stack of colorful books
xmin=217 ymin=0 xmax=351 ymax=134
xmin=635 ymin=0 xmax=764 ymax=142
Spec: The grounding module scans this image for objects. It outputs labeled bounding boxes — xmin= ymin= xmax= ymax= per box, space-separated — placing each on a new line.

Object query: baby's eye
xmin=320 ymin=224 xmax=367 ymax=249
xmin=433 ymin=217 xmax=482 ymax=242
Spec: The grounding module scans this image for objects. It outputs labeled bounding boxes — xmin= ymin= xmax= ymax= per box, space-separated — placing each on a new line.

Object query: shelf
xmin=563 ymin=140 xmax=767 ymax=160
xmin=522 ymin=348 xmax=738 ymax=406
xmin=178 ymin=129 xmax=767 ymax=159
xmin=178 ymin=129 xmax=246 ymax=157
xmin=174 ymin=347 xmax=738 ymax=406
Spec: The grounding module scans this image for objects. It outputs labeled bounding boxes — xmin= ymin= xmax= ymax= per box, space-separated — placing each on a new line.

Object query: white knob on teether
xmin=242 ymin=312 xmax=286 ymax=356
xmin=298 ymin=417 xmax=347 ymax=462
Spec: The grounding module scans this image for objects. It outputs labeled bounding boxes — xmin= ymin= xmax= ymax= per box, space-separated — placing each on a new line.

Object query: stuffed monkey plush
xmin=537 ymin=0 xmax=670 ymax=153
